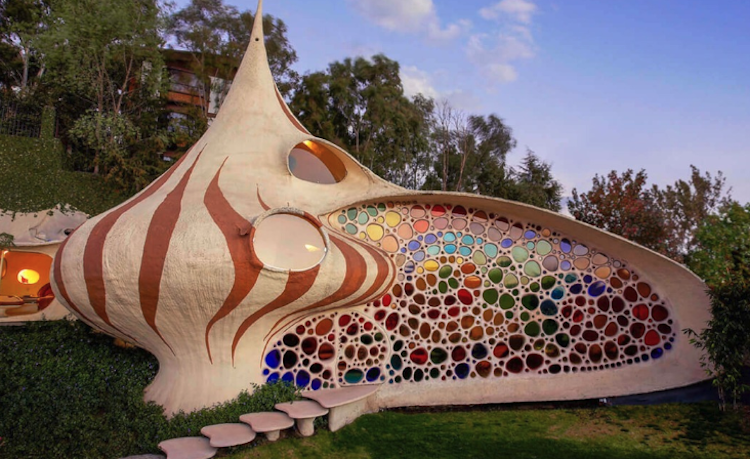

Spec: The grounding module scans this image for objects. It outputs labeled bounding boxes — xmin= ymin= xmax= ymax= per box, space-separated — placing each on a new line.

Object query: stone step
xmin=301 ymin=384 xmax=381 ymax=432
xmin=275 ymin=400 xmax=329 ymax=437
xmin=200 ymin=423 xmax=256 ymax=448
xmin=157 ymin=437 xmax=217 ymax=459
xmin=239 ymin=411 xmax=294 ymax=442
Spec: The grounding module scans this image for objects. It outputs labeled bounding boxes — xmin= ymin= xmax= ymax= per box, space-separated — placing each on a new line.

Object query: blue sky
xmin=174 ymin=0 xmax=750 ymax=204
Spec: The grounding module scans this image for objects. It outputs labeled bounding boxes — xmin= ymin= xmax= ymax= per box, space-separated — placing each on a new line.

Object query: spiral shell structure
xmin=52 ymin=1 xmax=710 ymax=415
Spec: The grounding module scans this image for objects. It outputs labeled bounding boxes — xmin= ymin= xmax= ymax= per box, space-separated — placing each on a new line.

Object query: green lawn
xmin=219 ymin=403 xmax=749 ymax=459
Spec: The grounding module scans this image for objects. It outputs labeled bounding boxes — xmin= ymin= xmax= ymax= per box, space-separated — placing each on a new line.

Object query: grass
xmin=216 ymin=403 xmax=750 ymax=459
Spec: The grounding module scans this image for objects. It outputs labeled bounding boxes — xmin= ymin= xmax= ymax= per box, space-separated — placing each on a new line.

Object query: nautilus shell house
xmin=51 ymin=1 xmax=710 ymax=417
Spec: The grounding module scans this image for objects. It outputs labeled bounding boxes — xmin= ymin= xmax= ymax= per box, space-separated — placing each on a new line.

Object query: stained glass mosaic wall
xmin=263 ymin=201 xmax=677 ymax=389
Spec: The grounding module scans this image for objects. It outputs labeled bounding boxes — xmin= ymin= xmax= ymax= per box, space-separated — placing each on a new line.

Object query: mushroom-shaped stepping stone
xmin=301 ymin=384 xmax=381 ymax=432
xmin=275 ymin=400 xmax=329 ymax=437
xmin=200 ymin=423 xmax=256 ymax=448
xmin=239 ymin=412 xmax=294 ymax=442
xmin=158 ymin=437 xmax=217 ymax=459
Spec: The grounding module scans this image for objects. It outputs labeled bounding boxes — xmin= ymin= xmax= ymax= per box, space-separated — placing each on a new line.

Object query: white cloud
xmin=400 ymin=66 xmax=482 ymax=111
xmin=346 ymin=0 xmax=470 ymax=41
xmin=468 ymin=0 xmax=538 ymax=85
xmin=480 ymin=0 xmax=538 ymax=24
xmin=401 ymin=65 xmax=440 ymax=99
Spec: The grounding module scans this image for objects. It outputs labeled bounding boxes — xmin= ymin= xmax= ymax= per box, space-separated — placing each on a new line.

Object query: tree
xmin=291 ymin=54 xmax=433 ymax=184
xmin=40 ymin=0 xmax=168 ymax=184
xmin=0 ymin=0 xmax=49 ymax=94
xmin=509 ymin=150 xmax=563 ymax=212
xmin=685 ymin=281 xmax=750 ymax=411
xmin=568 ymin=169 xmax=667 ymax=253
xmin=422 ymin=111 xmax=517 ymax=196
xmin=655 ymin=166 xmax=731 ymax=260
xmin=168 ymin=0 xmax=298 ymax=113
xmin=687 ymin=202 xmax=750 ymax=287
xmin=684 ymin=202 xmax=750 ymax=410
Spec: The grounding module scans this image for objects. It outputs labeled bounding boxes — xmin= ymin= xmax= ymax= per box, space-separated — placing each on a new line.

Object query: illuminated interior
xmin=288 ymin=140 xmax=347 ymax=184
xmin=253 ymin=213 xmax=327 ymax=270
xmin=17 ymin=269 xmax=40 ymax=285
xmin=0 ymin=251 xmax=52 ymax=297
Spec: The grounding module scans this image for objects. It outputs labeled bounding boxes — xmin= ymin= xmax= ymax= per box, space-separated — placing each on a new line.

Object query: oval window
xmin=254 ymin=213 xmax=327 ymax=270
xmin=18 ymin=269 xmax=40 ymax=285
xmin=288 ymin=140 xmax=346 ymax=184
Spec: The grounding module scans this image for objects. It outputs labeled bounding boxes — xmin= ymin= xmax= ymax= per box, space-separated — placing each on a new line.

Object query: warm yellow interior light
xmin=305 ymin=244 xmax=322 ymax=252
xmin=17 ymin=269 xmax=40 ymax=285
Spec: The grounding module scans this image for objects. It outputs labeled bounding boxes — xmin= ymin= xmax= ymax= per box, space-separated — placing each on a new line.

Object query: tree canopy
xmin=2 ymin=0 xmax=563 ymax=212
xmin=168 ymin=0 xmax=298 ymax=101
xmin=569 ymin=167 xmax=731 ymax=262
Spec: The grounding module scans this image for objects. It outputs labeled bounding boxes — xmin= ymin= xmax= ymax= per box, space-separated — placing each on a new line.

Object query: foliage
xmin=168 ymin=0 xmax=299 ymax=105
xmin=508 ymin=150 xmax=563 ymax=212
xmin=0 ymin=0 xmax=49 ymax=94
xmin=225 ymin=403 xmax=750 ymax=459
xmin=39 ymin=0 xmax=171 ymax=188
xmin=423 ymin=110 xmax=516 ymax=196
xmin=655 ymin=166 xmax=730 ymax=261
xmin=291 ymin=54 xmax=430 ymax=183
xmin=685 ymin=281 xmax=750 ymax=411
xmin=0 ymin=232 xmax=14 ymax=248
xmin=569 ymin=167 xmax=731 ymax=261
xmin=569 ymin=169 xmax=670 ymax=255
xmin=0 ymin=320 xmax=300 ymax=458
xmin=0 ymin=134 xmax=125 ymax=215
xmin=687 ymin=202 xmax=750 ymax=287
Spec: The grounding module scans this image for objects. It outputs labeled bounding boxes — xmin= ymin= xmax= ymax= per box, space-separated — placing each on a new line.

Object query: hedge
xmin=0 ymin=321 xmax=300 ymax=458
xmin=0 ymin=134 xmax=125 ymax=216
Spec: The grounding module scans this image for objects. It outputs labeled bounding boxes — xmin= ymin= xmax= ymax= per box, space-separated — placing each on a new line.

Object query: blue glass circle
xmin=296 ymin=370 xmax=310 ymax=387
xmin=265 ymin=350 xmax=281 ymax=369
xmin=455 ymin=363 xmax=470 ymax=379
xmin=366 ymin=368 xmax=381 ymax=382
xmin=588 ymin=281 xmax=606 ymax=297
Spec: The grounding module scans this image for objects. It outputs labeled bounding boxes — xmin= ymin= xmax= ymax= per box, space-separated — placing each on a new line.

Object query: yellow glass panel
xmin=254 ymin=214 xmax=326 ymax=270
xmin=366 ymin=224 xmax=384 ymax=241
xmin=288 ymin=141 xmax=347 ymax=184
xmin=424 ymin=260 xmax=439 ymax=271
xmin=385 ymin=211 xmax=401 ymax=228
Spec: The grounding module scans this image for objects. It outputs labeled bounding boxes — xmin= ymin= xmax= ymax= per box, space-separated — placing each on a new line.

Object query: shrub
xmin=685 ymin=281 xmax=750 ymax=411
xmin=0 ymin=320 xmax=299 ymax=458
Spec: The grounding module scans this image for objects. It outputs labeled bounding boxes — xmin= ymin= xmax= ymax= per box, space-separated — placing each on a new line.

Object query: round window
xmin=253 ymin=213 xmax=327 ymax=271
xmin=18 ymin=268 xmax=40 ymax=285
xmin=288 ymin=140 xmax=347 ymax=184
